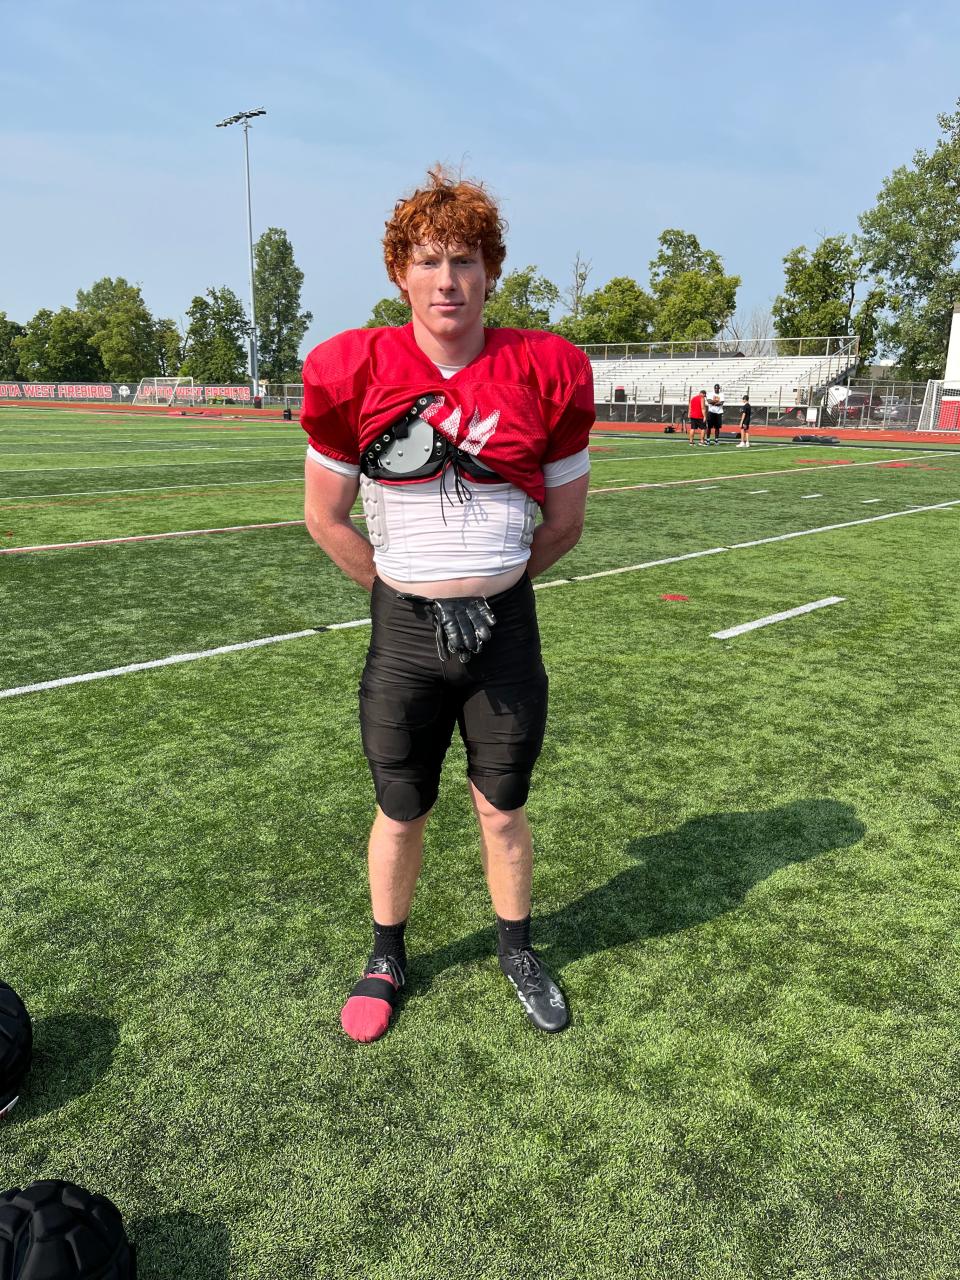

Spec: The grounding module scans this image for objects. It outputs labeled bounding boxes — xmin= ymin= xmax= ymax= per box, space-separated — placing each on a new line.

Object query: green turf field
xmin=2 ymin=408 xmax=960 ymax=1278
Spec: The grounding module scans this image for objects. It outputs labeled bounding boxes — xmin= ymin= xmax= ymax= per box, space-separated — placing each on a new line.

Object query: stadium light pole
xmin=215 ymin=108 xmax=266 ymax=392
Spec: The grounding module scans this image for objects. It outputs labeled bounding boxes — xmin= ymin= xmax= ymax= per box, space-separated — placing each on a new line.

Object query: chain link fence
xmin=596 ymin=379 xmax=931 ymax=430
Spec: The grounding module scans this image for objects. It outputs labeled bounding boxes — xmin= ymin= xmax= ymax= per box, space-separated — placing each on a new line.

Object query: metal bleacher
xmin=588 ymin=339 xmax=859 ymax=411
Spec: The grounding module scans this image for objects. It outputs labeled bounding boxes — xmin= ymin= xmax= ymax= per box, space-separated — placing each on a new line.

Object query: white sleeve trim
xmin=543 ymin=447 xmax=590 ymax=487
xmin=306 ymin=444 xmax=360 ymax=477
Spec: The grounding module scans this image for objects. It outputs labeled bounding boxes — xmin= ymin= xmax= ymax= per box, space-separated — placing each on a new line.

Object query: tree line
xmin=0 ymin=228 xmax=312 ymax=385
xmin=368 ymin=99 xmax=960 ymax=381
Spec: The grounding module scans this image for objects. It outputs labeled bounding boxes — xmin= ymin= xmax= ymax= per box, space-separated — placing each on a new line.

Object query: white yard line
xmin=711 ymin=597 xmax=845 ymax=640
xmin=728 ymin=500 xmax=960 ymax=549
xmin=5 ymin=500 xmax=959 ymax=700
xmin=801 ymin=493 xmax=823 ymax=498
xmin=862 ymin=498 xmax=882 ymax=504
xmin=0 ymin=520 xmax=304 ymax=555
xmin=0 ymin=477 xmax=302 ymax=503
xmin=0 ymin=620 xmax=371 ymax=701
xmin=749 ymin=489 xmax=769 ymax=494
xmin=590 ymin=450 xmax=959 ymax=495
xmin=697 ymin=485 xmax=719 ymax=490
xmin=588 ymin=443 xmax=791 ymax=462
xmin=0 ymin=455 xmax=302 ymax=475
xmin=0 ymin=444 xmax=302 ymax=464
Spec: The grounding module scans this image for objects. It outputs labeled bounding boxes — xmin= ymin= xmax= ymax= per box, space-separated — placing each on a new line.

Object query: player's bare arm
xmin=303 ymin=455 xmax=374 ymax=591
xmin=526 ymin=473 xmax=589 ymax=578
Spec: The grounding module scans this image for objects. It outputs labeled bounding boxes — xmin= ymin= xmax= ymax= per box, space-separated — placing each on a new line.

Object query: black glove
xmin=431 ymin=597 xmax=497 ymax=662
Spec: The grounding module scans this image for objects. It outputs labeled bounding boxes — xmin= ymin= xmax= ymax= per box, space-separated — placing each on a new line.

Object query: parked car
xmin=874 ymin=397 xmax=910 ymax=423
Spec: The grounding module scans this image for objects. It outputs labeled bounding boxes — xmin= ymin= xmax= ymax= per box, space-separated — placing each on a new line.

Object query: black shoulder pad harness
xmin=360 ymin=395 xmax=501 ymax=483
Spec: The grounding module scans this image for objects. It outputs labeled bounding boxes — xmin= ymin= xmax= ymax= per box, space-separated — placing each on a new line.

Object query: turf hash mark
xmin=711 ymin=596 xmax=846 ymax=640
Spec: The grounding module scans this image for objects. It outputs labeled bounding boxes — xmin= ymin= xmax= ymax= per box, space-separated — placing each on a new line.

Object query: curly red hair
xmin=383 ymin=166 xmax=507 ymax=295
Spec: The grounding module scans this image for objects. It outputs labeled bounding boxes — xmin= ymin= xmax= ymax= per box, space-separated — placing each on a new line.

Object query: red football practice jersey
xmin=300 ymin=325 xmax=595 ymax=505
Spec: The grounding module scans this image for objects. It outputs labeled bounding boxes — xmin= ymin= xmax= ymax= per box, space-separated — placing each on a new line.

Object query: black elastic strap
xmin=351 ymin=977 xmax=400 ymax=1006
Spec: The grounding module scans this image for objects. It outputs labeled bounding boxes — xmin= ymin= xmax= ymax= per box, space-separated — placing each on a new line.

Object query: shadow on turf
xmin=131 ymin=1211 xmax=231 ymax=1279
xmin=14 ymin=1013 xmax=118 ymax=1121
xmin=410 ymin=799 xmax=865 ymax=989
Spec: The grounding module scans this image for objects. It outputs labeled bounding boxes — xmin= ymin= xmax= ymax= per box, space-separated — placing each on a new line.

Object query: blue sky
xmin=3 ymin=0 xmax=958 ymax=355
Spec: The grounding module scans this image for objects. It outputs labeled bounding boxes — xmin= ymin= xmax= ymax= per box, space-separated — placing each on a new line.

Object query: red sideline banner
xmin=0 ymin=382 xmax=252 ymax=403
xmin=0 ymin=382 xmax=117 ymax=400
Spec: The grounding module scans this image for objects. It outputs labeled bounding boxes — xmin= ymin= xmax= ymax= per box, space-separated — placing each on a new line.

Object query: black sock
xmin=372 ymin=919 xmax=407 ymax=972
xmin=496 ymin=913 xmax=532 ymax=955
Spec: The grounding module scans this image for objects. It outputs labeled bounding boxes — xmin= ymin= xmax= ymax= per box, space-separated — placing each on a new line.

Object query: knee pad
xmin=471 ymin=770 xmax=532 ymax=813
xmin=374 ymin=773 xmax=438 ymax=822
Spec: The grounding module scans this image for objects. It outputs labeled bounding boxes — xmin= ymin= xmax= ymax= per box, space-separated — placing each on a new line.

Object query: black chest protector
xmin=360 ymin=395 xmax=501 ymax=484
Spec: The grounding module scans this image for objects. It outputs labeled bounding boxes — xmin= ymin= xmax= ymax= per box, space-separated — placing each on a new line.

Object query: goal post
xmin=132 ymin=376 xmax=195 ymax=407
xmin=917 ymin=381 xmax=960 ymax=431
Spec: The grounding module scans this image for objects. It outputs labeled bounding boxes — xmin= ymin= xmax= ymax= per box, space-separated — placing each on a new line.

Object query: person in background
xmin=705 ymin=383 xmax=724 ymax=444
xmin=688 ymin=388 xmax=707 ymax=446
xmin=737 ymin=394 xmax=752 ymax=447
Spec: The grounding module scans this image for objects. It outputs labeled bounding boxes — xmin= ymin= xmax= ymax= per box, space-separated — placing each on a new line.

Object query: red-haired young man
xmin=301 ymin=168 xmax=594 ymax=1042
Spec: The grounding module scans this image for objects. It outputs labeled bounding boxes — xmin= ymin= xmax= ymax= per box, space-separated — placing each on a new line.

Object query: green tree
xmin=180 ymin=288 xmax=250 ymax=382
xmin=364 ymin=296 xmax=410 ymax=328
xmin=15 ymin=307 xmax=104 ymax=381
xmin=483 ymin=266 xmax=559 ymax=329
xmin=772 ymin=236 xmax=858 ymax=338
xmin=648 ymin=229 xmax=740 ymax=341
xmin=555 ymin=277 xmax=656 ymax=345
xmin=858 ymin=99 xmax=960 ymax=379
xmin=772 ymin=236 xmax=883 ymax=366
xmin=77 ymin=277 xmax=162 ymax=381
xmin=0 ymin=313 xmax=25 ymax=378
xmin=649 ymin=229 xmax=724 ymax=290
xmin=253 ymin=228 xmax=313 ymax=382
xmin=154 ymin=318 xmax=184 ymax=376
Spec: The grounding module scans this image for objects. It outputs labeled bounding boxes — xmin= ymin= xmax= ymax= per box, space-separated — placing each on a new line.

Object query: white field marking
xmin=711 ymin=596 xmax=845 ymax=640
xmin=589 ymin=449 xmax=960 ymax=495
xmin=1 ymin=433 xmax=296 ymax=447
xmin=565 ymin=548 xmax=728 ymax=581
xmin=0 ymin=443 xmax=302 ymax=461
xmin=749 ymin=489 xmax=769 ymax=494
xmin=0 ymin=617 xmax=372 ymax=701
xmin=0 ymin=520 xmax=304 ymax=555
xmin=729 ymin=499 xmax=960 ymax=549
xmin=0 ymin=456 xmax=303 ymax=476
xmin=5 ymin=502 xmax=960 ymax=700
xmin=697 ymin=485 xmax=719 ymax=490
xmin=587 ymin=443 xmax=791 ymax=462
xmin=862 ymin=498 xmax=882 ymax=504
xmin=801 ymin=493 xmax=823 ymax=498
xmin=0 ymin=477 xmax=302 ymax=503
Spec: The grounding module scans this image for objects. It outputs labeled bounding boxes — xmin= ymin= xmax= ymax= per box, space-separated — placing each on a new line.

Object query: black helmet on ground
xmin=0 ymin=982 xmax=32 ymax=1119
xmin=0 ymin=1181 xmax=135 ymax=1278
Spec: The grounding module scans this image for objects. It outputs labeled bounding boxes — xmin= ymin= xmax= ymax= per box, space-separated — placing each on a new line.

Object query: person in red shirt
xmin=688 ymin=389 xmax=707 ymax=445
xmin=301 ymin=168 xmax=594 ymax=1042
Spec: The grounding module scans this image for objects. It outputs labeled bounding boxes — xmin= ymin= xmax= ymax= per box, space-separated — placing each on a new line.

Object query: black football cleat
xmin=499 ymin=948 xmax=569 ymax=1033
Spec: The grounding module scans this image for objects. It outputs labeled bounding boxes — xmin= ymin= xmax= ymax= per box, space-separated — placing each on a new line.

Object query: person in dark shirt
xmin=737 ymin=394 xmax=752 ymax=447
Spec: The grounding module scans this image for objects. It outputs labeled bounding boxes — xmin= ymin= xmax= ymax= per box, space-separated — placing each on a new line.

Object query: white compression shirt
xmin=306 ymin=361 xmax=590 ymax=583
